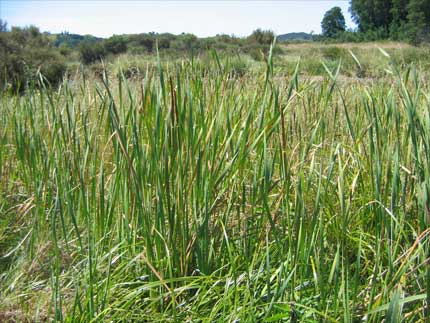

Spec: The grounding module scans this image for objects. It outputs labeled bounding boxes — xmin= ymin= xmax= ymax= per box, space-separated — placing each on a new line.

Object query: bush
xmin=104 ymin=35 xmax=127 ymax=55
xmin=79 ymin=42 xmax=106 ymax=64
xmin=247 ymin=29 xmax=275 ymax=46
xmin=139 ymin=36 xmax=155 ymax=52
xmin=171 ymin=34 xmax=199 ymax=52
xmin=40 ymin=58 xmax=67 ymax=85
xmin=157 ymin=35 xmax=172 ymax=49
xmin=0 ymin=53 xmax=25 ymax=92
xmin=58 ymin=43 xmax=72 ymax=56
xmin=0 ymin=25 xmax=66 ymax=92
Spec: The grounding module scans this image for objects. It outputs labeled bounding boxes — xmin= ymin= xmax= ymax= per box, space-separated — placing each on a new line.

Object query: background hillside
xmin=277 ymin=32 xmax=314 ymax=41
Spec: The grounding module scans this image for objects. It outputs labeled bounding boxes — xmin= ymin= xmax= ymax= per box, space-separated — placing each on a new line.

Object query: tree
xmin=405 ymin=0 xmax=430 ymax=44
xmin=248 ymin=29 xmax=275 ymax=46
xmin=348 ymin=0 xmax=430 ymax=43
xmin=390 ymin=0 xmax=409 ymax=26
xmin=349 ymin=0 xmax=393 ymax=33
xmin=389 ymin=0 xmax=409 ymax=37
xmin=321 ymin=7 xmax=346 ymax=38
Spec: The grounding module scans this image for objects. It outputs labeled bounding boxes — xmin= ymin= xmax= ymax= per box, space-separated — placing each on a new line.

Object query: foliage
xmin=137 ymin=34 xmax=156 ymax=52
xmin=78 ymin=41 xmax=106 ymax=64
xmin=1 ymin=46 xmax=429 ymax=322
xmin=404 ymin=0 xmax=430 ymax=44
xmin=104 ymin=35 xmax=127 ymax=55
xmin=350 ymin=0 xmax=392 ymax=33
xmin=248 ymin=28 xmax=275 ymax=46
xmin=321 ymin=7 xmax=346 ymax=38
xmin=0 ymin=25 xmax=66 ymax=92
xmin=171 ymin=33 xmax=199 ymax=52
xmin=32 ymin=28 xmax=282 ymax=64
xmin=53 ymin=31 xmax=102 ymax=48
xmin=349 ymin=0 xmax=430 ymax=44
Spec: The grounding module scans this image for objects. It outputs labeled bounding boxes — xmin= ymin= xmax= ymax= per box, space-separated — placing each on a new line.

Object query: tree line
xmin=321 ymin=0 xmax=430 ymax=44
xmin=0 ymin=22 xmax=277 ymax=92
xmin=72 ymin=29 xmax=278 ymax=64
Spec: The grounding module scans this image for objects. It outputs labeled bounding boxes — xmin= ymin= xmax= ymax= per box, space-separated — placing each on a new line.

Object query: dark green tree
xmin=349 ymin=0 xmax=393 ymax=33
xmin=349 ymin=0 xmax=430 ymax=43
xmin=321 ymin=7 xmax=346 ymax=37
xmin=390 ymin=0 xmax=409 ymax=25
xmin=389 ymin=0 xmax=409 ymax=37
xmin=405 ymin=0 xmax=430 ymax=44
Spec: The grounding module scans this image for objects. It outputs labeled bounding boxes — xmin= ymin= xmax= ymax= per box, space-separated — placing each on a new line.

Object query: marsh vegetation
xmin=1 ymin=37 xmax=430 ymax=322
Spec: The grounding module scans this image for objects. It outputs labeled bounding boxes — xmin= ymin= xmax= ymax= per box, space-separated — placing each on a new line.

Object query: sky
xmin=0 ymin=0 xmax=356 ymax=38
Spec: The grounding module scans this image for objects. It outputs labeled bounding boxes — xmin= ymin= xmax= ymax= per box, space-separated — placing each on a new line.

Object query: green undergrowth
xmin=0 ymin=46 xmax=429 ymax=322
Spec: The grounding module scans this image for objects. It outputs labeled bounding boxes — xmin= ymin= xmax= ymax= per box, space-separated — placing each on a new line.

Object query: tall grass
xmin=0 ymin=48 xmax=429 ymax=322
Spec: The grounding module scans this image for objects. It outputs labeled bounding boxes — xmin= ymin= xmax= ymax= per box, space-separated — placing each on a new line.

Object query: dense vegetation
xmin=1 ymin=3 xmax=430 ymax=320
xmin=350 ymin=0 xmax=430 ymax=43
xmin=1 ymin=38 xmax=430 ymax=321
xmin=53 ymin=32 xmax=102 ymax=48
xmin=321 ymin=0 xmax=430 ymax=43
xmin=0 ymin=23 xmax=66 ymax=92
xmin=0 ymin=22 xmax=279 ymax=91
xmin=2 ymin=0 xmax=430 ymax=93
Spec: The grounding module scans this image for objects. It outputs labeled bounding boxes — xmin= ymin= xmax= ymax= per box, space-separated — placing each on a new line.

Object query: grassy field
xmin=1 ymin=42 xmax=430 ymax=322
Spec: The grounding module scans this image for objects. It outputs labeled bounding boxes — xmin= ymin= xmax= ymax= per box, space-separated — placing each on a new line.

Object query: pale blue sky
xmin=1 ymin=1 xmax=356 ymax=38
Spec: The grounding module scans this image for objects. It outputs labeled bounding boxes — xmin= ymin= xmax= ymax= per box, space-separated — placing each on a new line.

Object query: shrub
xmin=79 ymin=42 xmax=106 ymax=64
xmin=0 ymin=53 xmax=25 ymax=92
xmin=104 ymin=35 xmax=127 ymax=55
xmin=40 ymin=58 xmax=67 ymax=85
xmin=58 ymin=43 xmax=72 ymax=56
xmin=139 ymin=36 xmax=155 ymax=52
xmin=0 ymin=25 xmax=66 ymax=92
xmin=171 ymin=33 xmax=199 ymax=52
xmin=157 ymin=35 xmax=172 ymax=49
xmin=247 ymin=29 xmax=275 ymax=46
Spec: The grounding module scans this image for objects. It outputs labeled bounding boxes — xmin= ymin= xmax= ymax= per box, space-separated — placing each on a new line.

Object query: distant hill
xmin=53 ymin=32 xmax=103 ymax=48
xmin=277 ymin=32 xmax=314 ymax=42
